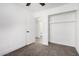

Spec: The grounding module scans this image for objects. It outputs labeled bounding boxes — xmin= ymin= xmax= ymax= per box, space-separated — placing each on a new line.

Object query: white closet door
xmin=49 ymin=11 xmax=76 ymax=47
xmin=50 ymin=23 xmax=75 ymax=46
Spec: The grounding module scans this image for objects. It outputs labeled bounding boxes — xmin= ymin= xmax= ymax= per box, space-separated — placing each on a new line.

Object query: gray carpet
xmin=5 ymin=43 xmax=79 ymax=56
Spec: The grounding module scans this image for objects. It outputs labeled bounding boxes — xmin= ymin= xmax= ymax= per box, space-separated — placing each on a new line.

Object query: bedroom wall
xmin=0 ymin=4 xmax=35 ymax=55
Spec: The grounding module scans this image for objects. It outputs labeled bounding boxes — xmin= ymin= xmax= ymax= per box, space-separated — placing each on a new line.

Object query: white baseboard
xmin=49 ymin=41 xmax=74 ymax=47
xmin=2 ymin=39 xmax=35 ymax=56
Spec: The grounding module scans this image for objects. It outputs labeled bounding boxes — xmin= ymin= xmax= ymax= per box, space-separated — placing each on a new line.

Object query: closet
xmin=49 ymin=11 xmax=76 ymax=46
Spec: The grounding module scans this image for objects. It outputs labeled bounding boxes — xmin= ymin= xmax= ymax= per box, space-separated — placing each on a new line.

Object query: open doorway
xmin=35 ymin=17 xmax=43 ymax=43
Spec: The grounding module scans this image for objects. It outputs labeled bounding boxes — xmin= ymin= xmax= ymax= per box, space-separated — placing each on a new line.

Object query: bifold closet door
xmin=49 ymin=11 xmax=76 ymax=47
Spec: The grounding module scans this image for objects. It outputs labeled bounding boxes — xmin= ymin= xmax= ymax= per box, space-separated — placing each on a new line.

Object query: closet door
xmin=49 ymin=11 xmax=76 ymax=47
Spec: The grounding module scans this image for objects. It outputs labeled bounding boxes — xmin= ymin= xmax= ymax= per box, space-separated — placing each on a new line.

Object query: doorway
xmin=35 ymin=17 xmax=43 ymax=43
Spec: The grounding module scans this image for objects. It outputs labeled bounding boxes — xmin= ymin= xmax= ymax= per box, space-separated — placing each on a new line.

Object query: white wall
xmin=34 ymin=4 xmax=79 ymax=53
xmin=0 ymin=4 xmax=35 ymax=55
xmin=75 ymin=8 xmax=79 ymax=53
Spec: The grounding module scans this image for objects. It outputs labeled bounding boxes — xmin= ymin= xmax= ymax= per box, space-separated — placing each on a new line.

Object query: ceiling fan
xmin=26 ymin=3 xmax=45 ymax=6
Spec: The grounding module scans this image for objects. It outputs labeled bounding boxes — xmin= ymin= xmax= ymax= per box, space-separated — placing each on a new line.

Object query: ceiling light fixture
xmin=26 ymin=3 xmax=45 ymax=6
